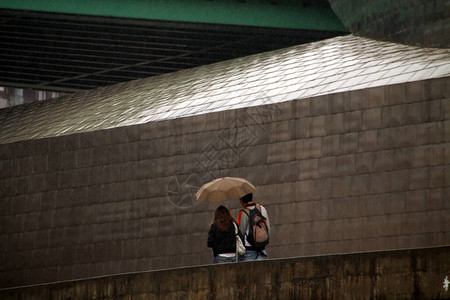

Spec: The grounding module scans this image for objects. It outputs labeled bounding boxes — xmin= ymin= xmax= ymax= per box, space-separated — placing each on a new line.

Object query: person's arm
xmin=237 ymin=209 xmax=248 ymax=235
xmin=261 ymin=205 xmax=270 ymax=233
xmin=207 ymin=224 xmax=216 ymax=248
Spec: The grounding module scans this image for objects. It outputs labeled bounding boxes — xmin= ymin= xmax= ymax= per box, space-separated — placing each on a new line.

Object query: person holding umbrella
xmin=237 ymin=192 xmax=270 ymax=261
xmin=207 ymin=205 xmax=244 ymax=264
xmin=196 ymin=177 xmax=260 ymax=263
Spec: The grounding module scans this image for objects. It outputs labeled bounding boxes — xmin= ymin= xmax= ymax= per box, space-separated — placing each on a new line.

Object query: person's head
xmin=214 ymin=205 xmax=235 ymax=231
xmin=240 ymin=193 xmax=253 ymax=206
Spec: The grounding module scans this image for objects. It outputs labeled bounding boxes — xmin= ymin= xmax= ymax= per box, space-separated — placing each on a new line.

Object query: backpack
xmin=242 ymin=203 xmax=269 ymax=250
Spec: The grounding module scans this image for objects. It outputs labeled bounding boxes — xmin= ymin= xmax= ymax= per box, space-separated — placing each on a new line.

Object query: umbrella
xmin=196 ymin=177 xmax=256 ymax=202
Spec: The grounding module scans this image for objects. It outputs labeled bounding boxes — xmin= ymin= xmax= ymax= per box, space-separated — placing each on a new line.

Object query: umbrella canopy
xmin=196 ymin=177 xmax=256 ymax=202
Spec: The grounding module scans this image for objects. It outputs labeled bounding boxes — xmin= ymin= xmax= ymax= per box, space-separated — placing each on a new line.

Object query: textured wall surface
xmin=328 ymin=0 xmax=449 ymax=48
xmin=1 ymin=246 xmax=449 ymax=299
xmin=0 ymin=77 xmax=449 ymax=288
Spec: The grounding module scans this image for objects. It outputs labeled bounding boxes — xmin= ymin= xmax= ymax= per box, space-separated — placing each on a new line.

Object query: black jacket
xmin=207 ymin=222 xmax=244 ymax=256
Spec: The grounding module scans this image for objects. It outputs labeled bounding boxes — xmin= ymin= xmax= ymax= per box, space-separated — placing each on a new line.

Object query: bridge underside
xmin=0 ymin=1 xmax=347 ymax=93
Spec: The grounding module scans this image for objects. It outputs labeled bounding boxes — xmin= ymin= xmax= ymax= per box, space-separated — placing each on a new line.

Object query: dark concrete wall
xmin=1 ymin=247 xmax=449 ymax=299
xmin=328 ymin=0 xmax=449 ymax=48
xmin=0 ymin=77 xmax=449 ymax=288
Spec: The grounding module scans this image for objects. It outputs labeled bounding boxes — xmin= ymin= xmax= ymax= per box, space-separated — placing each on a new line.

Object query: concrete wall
xmin=0 ymin=77 xmax=449 ymax=288
xmin=1 ymin=246 xmax=449 ymax=299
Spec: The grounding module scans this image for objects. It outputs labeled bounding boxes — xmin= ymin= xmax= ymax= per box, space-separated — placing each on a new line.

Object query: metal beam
xmin=0 ymin=0 xmax=346 ymax=31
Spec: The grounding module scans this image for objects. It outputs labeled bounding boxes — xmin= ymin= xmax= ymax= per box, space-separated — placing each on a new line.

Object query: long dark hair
xmin=214 ymin=205 xmax=235 ymax=232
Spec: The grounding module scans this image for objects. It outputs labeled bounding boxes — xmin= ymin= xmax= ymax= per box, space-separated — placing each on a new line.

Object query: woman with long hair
xmin=207 ymin=205 xmax=244 ymax=264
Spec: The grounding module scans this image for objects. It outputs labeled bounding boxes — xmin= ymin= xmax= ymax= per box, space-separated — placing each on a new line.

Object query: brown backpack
xmin=242 ymin=204 xmax=269 ymax=249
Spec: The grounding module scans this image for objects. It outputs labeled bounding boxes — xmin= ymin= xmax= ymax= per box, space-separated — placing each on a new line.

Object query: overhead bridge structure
xmin=0 ymin=0 xmax=347 ymax=92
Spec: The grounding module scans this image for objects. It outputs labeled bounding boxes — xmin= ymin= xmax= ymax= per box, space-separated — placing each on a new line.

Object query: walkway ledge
xmin=1 ymin=246 xmax=449 ymax=299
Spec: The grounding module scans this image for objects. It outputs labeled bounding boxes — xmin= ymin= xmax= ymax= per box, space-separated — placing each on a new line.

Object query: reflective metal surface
xmin=328 ymin=0 xmax=449 ymax=48
xmin=0 ymin=35 xmax=449 ymax=144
